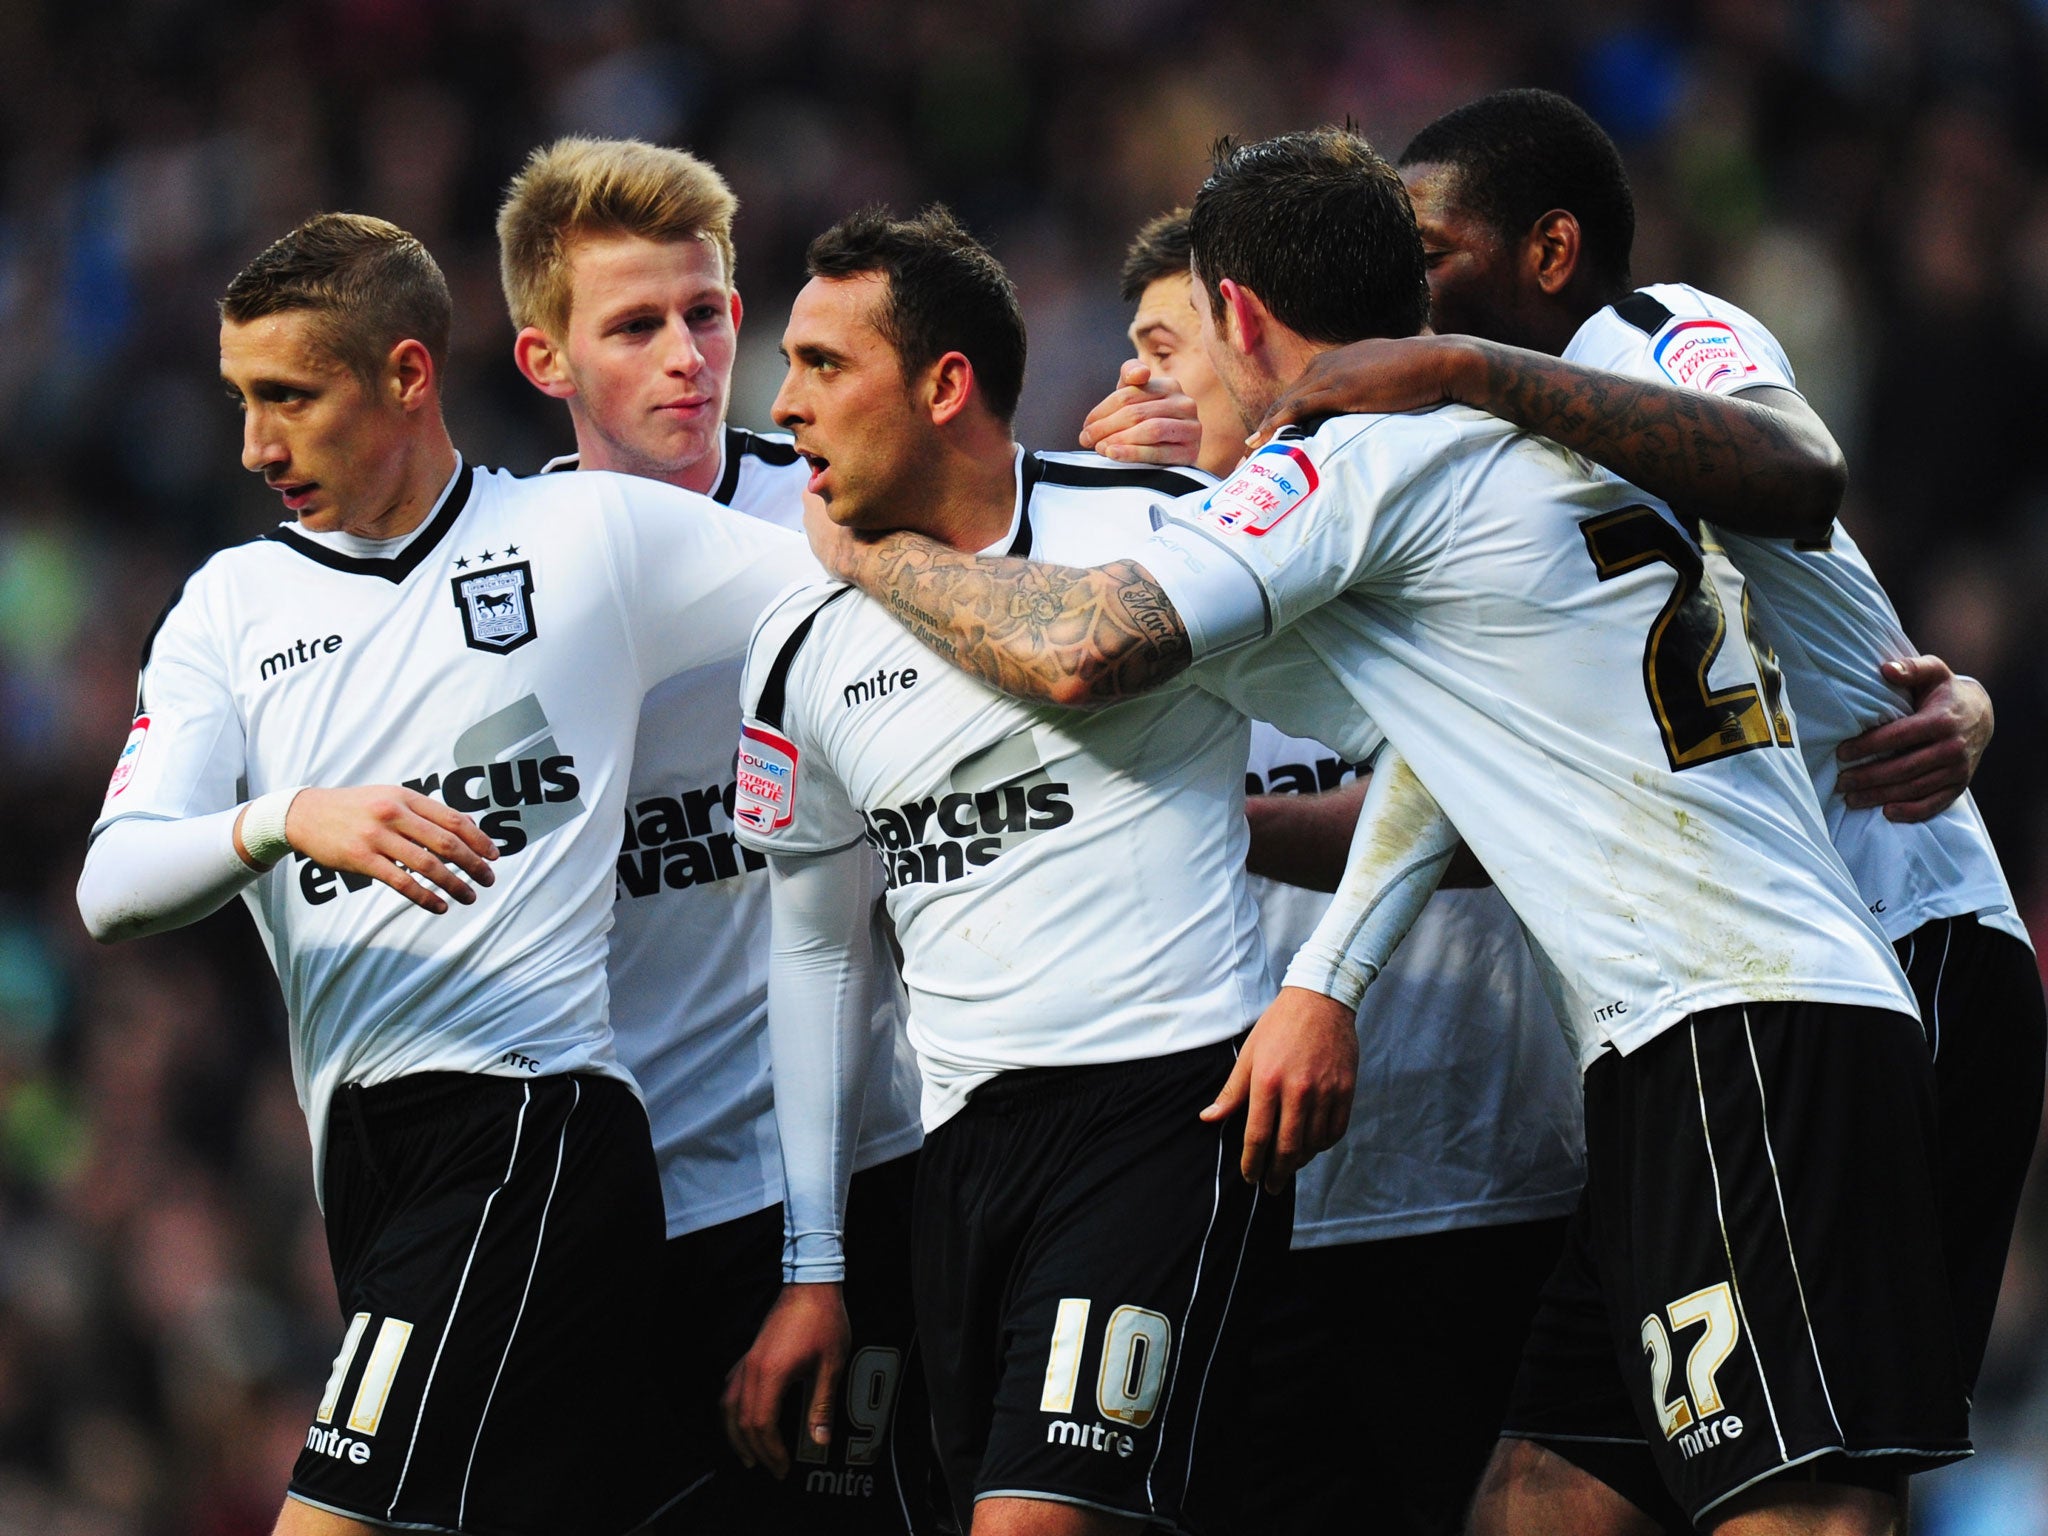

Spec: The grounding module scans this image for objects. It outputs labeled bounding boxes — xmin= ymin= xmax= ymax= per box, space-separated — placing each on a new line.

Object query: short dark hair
xmin=221 ymin=212 xmax=453 ymax=378
xmin=1189 ymin=128 xmax=1428 ymax=346
xmin=1400 ymin=89 xmax=1635 ymax=288
xmin=805 ymin=205 xmax=1027 ymax=424
xmin=1119 ymin=209 xmax=1191 ymax=305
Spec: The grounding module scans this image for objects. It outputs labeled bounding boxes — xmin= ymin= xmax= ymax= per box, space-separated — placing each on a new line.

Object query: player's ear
xmin=389 ymin=338 xmax=438 ymax=413
xmin=728 ymin=287 xmax=744 ymax=335
xmin=926 ymin=350 xmax=977 ymax=428
xmin=1528 ymin=209 xmax=1582 ymax=297
xmin=1217 ymin=279 xmax=1264 ymax=356
xmin=513 ymin=326 xmax=577 ymax=399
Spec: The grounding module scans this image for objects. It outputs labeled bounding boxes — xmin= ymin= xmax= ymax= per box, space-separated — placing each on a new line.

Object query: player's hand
xmin=722 ymin=1282 xmax=849 ymax=1479
xmin=271 ymin=786 xmax=497 ymax=914
xmin=1078 ymin=361 xmax=1204 ymax=467
xmin=1247 ymin=335 xmax=1475 ymax=449
xmin=803 ymin=490 xmax=872 ymax=585
xmin=1837 ymin=656 xmax=1993 ymax=822
xmin=1201 ymin=986 xmax=1358 ymax=1195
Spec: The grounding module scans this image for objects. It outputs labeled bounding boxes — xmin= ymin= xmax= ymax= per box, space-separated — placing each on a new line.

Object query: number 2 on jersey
xmin=1581 ymin=507 xmax=1793 ymax=771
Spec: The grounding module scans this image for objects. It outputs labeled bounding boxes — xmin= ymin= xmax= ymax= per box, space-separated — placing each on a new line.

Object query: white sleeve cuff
xmin=1131 ymin=519 xmax=1271 ymax=661
xmin=1279 ymin=750 xmax=1459 ymax=1009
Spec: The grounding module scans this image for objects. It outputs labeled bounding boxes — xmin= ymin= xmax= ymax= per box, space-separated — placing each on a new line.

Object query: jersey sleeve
xmin=592 ymin=471 xmax=822 ymax=691
xmin=93 ymin=576 xmax=246 ymax=839
xmin=734 ymin=589 xmax=871 ymax=858
xmin=1130 ymin=415 xmax=1457 ymax=656
xmin=1575 ymin=287 xmax=1799 ymax=399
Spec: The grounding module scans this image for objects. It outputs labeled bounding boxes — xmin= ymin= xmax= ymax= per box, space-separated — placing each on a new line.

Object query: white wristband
xmin=239 ymin=786 xmax=305 ymax=868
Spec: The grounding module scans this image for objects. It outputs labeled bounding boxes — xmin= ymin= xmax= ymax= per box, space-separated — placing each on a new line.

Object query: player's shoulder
xmin=1020 ymin=450 xmax=1215 ymax=558
xmin=1274 ymin=403 xmax=1512 ymax=480
xmin=1573 ymin=284 xmax=1792 ymax=391
xmin=717 ymin=425 xmax=808 ymax=523
xmin=1025 ymin=449 xmax=1214 ymax=501
xmin=741 ymin=579 xmax=857 ymax=724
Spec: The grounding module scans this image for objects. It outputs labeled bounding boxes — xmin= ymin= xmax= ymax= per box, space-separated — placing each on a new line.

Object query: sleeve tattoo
xmin=847 ymin=533 xmax=1191 ymax=705
xmin=1473 ymin=345 xmax=1844 ymax=538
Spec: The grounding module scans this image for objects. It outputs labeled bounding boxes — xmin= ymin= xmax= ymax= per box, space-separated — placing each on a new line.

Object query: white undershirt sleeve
xmin=767 ymin=843 xmax=882 ymax=1284
xmin=1280 ymin=749 xmax=1459 ymax=1009
xmin=77 ymin=808 xmax=263 ymax=942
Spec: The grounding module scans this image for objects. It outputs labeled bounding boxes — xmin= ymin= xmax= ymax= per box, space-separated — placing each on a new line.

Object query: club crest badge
xmin=452 ymin=563 xmax=537 ymax=655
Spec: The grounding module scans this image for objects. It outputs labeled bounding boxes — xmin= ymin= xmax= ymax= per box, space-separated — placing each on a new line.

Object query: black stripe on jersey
xmin=135 ymin=567 xmax=202 ymax=712
xmin=261 ymin=463 xmax=476 ymax=582
xmin=754 ymin=587 xmax=854 ymax=730
xmin=1614 ymin=291 xmax=1675 ymax=335
xmin=713 ymin=426 xmax=801 ymax=506
xmin=1025 ymin=452 xmax=1209 ymax=500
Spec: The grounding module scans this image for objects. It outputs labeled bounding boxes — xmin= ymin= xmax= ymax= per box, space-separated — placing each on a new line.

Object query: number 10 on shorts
xmin=1039 ymin=1298 xmax=1173 ymax=1428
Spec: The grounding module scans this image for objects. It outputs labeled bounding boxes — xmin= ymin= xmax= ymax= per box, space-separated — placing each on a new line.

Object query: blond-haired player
xmin=79 ymin=211 xmax=816 ymax=1536
xmin=496 ymin=139 xmax=932 ymax=1533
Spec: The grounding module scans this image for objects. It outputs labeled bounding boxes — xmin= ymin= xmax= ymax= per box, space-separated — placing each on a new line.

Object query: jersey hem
xmin=852 ymin=1121 xmax=926 ymax=1173
xmin=657 ymin=1122 xmax=922 ymax=1239
xmin=1879 ymin=892 xmax=2030 ymax=948
xmin=1289 ymin=1184 xmax=1583 ymax=1248
xmin=918 ymin=1019 xmax=1254 ymax=1132
xmin=1587 ymin=979 xmax=1919 ymax=1067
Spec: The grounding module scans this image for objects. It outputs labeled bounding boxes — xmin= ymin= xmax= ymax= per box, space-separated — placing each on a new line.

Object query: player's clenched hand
xmin=273 ymin=786 xmax=497 ymax=914
xmin=1248 ymin=335 xmax=1473 ymax=449
xmin=1078 ymin=361 xmax=1204 ymax=467
xmin=722 ymin=1282 xmax=849 ymax=1479
xmin=1837 ymin=656 xmax=1993 ymax=822
xmin=803 ymin=490 xmax=872 ymax=584
xmin=1201 ymin=986 xmax=1358 ymax=1195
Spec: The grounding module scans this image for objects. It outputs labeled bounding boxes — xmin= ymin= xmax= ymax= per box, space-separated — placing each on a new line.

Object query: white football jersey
xmin=557 ymin=428 xmax=923 ymax=1239
xmin=1244 ymin=723 xmax=1583 ymax=1245
xmin=1141 ymin=407 xmax=1917 ymax=1068
xmin=1564 ymin=285 xmax=2026 ymax=948
xmin=737 ymin=450 xmax=1268 ymax=1129
xmin=93 ymin=459 xmax=815 ymax=1193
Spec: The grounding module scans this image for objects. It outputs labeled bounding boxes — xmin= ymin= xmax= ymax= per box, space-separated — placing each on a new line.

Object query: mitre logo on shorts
xmin=734 ymin=722 xmax=798 ymax=836
xmin=1202 ymin=442 xmax=1319 ymax=536
xmin=1652 ymin=320 xmax=1761 ymax=393
xmin=451 ymin=562 xmax=537 ymax=655
xmin=106 ymin=715 xmax=149 ymax=798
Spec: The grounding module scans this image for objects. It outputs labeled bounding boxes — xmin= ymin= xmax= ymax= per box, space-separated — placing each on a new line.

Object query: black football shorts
xmin=665 ymin=1151 xmax=940 ymax=1534
xmin=289 ymin=1071 xmax=693 ymax=1536
xmin=1502 ymin=1002 xmax=1971 ymax=1525
xmin=1898 ymin=913 xmax=2046 ymax=1391
xmin=912 ymin=1037 xmax=1292 ymax=1534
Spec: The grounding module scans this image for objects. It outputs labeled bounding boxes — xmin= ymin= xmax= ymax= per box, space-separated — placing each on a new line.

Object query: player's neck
xmin=913 ymin=432 xmax=1020 ymax=553
xmin=321 ymin=430 xmax=460 ymax=542
xmin=574 ymin=422 xmax=725 ymax=497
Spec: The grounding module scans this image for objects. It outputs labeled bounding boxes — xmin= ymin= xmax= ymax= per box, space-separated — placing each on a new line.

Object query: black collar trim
xmin=262 ymin=460 xmax=475 ymax=583
xmin=1010 ymin=452 xmax=1043 ymax=557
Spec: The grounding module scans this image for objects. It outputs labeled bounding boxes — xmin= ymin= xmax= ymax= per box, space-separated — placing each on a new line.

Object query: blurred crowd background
xmin=0 ymin=0 xmax=2043 ymax=1530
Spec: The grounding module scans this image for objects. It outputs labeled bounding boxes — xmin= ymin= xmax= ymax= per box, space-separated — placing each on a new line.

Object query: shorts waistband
xmin=964 ymin=1034 xmax=1244 ymax=1113
xmin=331 ymin=1070 xmax=607 ymax=1135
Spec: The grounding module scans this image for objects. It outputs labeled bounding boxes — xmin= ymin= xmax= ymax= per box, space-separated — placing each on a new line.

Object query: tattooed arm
xmin=807 ymin=511 xmax=1192 ymax=707
xmin=1252 ymin=335 xmax=1844 ymax=542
